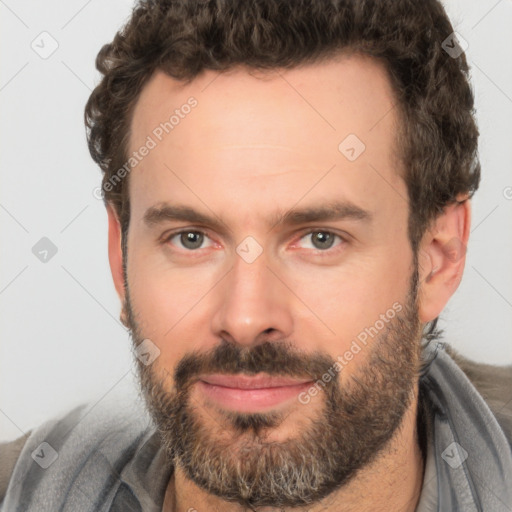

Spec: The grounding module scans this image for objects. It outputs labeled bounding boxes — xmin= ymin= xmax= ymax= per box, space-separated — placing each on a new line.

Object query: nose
xmin=210 ymin=246 xmax=294 ymax=348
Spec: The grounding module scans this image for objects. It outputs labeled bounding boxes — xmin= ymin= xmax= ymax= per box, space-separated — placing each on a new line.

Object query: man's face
xmin=120 ymin=54 xmax=423 ymax=507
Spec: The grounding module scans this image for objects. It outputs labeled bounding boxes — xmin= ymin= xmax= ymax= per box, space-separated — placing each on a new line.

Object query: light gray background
xmin=1 ymin=0 xmax=511 ymax=442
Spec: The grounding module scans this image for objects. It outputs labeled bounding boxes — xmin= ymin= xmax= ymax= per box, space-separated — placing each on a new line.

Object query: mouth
xmin=197 ymin=373 xmax=313 ymax=412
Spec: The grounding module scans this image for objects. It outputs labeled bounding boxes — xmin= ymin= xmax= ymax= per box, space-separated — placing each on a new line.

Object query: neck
xmin=163 ymin=382 xmax=425 ymax=512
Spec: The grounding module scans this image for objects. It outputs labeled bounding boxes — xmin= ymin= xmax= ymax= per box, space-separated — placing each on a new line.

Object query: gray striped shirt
xmin=1 ymin=342 xmax=511 ymax=511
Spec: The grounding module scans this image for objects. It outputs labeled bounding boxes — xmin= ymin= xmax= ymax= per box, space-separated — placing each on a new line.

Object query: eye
xmin=162 ymin=228 xmax=346 ymax=254
xmin=295 ymin=230 xmax=345 ymax=252
xmin=164 ymin=230 xmax=214 ymax=251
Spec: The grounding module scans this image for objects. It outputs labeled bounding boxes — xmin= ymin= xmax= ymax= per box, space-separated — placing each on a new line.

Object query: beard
xmin=122 ymin=266 xmax=423 ymax=510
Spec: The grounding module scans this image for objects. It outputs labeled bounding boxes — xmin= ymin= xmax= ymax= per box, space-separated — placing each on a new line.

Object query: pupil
xmin=313 ymin=232 xmax=333 ymax=249
xmin=182 ymin=232 xmax=203 ymax=249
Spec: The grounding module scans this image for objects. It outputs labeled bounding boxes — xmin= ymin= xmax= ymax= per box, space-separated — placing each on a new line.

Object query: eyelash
xmin=161 ymin=228 xmax=347 ymax=255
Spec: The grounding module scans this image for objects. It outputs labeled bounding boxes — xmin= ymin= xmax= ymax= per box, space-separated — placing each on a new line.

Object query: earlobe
xmin=417 ymin=196 xmax=471 ymax=323
xmin=106 ymin=203 xmax=126 ymax=305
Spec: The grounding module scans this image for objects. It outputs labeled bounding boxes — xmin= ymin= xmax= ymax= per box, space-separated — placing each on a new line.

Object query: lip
xmin=197 ymin=374 xmax=313 ymax=412
xmin=200 ymin=374 xmax=312 ymax=389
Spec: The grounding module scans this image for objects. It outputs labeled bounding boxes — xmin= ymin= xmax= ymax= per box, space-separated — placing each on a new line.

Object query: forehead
xmin=127 ymin=54 xmax=404 ymax=225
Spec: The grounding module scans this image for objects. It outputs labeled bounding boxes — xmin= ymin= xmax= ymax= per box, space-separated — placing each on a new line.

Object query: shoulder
xmin=0 ymin=402 xmax=89 ymax=506
xmin=444 ymin=343 xmax=512 ymax=442
xmin=0 ymin=395 xmax=153 ymax=509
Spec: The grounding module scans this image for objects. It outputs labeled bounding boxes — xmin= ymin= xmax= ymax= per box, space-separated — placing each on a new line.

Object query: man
xmin=1 ymin=0 xmax=511 ymax=510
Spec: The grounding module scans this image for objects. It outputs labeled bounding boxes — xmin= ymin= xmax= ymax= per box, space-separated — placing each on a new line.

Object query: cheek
xmin=282 ymin=248 xmax=412 ymax=353
xmin=129 ymin=237 xmax=213 ymax=312
xmin=128 ymin=250 xmax=222 ymax=369
xmin=129 ymin=269 xmax=208 ymax=336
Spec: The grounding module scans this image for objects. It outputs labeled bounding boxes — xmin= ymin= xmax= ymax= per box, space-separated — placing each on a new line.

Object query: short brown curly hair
xmin=84 ymin=0 xmax=480 ymax=260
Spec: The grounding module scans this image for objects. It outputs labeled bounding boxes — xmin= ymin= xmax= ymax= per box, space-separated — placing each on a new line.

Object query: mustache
xmin=173 ymin=339 xmax=336 ymax=391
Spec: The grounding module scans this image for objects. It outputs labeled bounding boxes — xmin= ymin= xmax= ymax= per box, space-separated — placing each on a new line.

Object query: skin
xmin=106 ymin=53 xmax=471 ymax=511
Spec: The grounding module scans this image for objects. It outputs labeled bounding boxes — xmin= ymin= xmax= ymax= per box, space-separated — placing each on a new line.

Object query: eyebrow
xmin=143 ymin=200 xmax=372 ymax=233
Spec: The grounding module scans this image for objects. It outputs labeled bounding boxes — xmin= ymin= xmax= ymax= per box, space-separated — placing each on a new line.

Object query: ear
xmin=417 ymin=195 xmax=471 ymax=323
xmin=106 ymin=203 xmax=126 ymax=306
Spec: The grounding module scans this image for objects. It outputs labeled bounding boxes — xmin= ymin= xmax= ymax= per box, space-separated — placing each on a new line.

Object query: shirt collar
xmin=117 ymin=426 xmax=174 ymax=512
xmin=118 ymin=341 xmax=512 ymax=511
